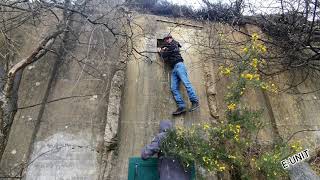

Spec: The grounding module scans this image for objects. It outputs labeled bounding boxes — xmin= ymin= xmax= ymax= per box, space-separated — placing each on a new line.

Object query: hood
xmin=159 ymin=120 xmax=173 ymax=133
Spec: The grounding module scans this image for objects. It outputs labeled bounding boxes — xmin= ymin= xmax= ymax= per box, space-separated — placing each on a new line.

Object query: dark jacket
xmin=141 ymin=120 xmax=191 ymax=180
xmin=160 ymin=40 xmax=184 ymax=68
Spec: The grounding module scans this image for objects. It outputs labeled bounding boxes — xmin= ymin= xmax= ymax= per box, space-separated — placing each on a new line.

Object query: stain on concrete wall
xmin=26 ymin=132 xmax=98 ymax=180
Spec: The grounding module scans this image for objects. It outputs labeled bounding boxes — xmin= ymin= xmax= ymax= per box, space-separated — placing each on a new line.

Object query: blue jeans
xmin=171 ymin=62 xmax=198 ymax=108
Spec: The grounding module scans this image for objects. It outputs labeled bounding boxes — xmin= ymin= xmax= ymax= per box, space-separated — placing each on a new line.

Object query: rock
xmin=104 ymin=70 xmax=125 ymax=148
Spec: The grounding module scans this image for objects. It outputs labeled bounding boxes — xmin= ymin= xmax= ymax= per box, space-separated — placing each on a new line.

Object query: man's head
xmin=159 ymin=120 xmax=173 ymax=133
xmin=163 ymin=34 xmax=173 ymax=43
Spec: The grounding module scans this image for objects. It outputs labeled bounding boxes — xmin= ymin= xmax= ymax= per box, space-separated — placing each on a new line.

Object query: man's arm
xmin=167 ymin=43 xmax=180 ymax=53
xmin=158 ymin=44 xmax=179 ymax=58
xmin=141 ymin=136 xmax=161 ymax=160
xmin=141 ymin=133 xmax=166 ymax=160
xmin=158 ymin=47 xmax=168 ymax=59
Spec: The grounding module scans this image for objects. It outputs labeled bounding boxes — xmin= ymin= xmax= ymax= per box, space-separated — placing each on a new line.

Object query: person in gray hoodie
xmin=141 ymin=120 xmax=191 ymax=180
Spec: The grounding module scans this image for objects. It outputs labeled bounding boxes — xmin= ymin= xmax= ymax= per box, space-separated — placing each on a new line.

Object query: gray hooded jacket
xmin=141 ymin=120 xmax=191 ymax=180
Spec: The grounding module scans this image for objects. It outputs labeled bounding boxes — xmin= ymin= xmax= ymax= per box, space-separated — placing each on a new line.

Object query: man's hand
xmin=157 ymin=47 xmax=167 ymax=53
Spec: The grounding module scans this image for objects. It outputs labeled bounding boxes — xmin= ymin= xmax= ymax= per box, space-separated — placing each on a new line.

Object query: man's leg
xmin=176 ymin=63 xmax=200 ymax=111
xmin=176 ymin=63 xmax=198 ymax=102
xmin=171 ymin=67 xmax=186 ymax=115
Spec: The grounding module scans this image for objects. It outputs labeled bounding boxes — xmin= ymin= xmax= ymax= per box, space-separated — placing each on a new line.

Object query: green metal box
xmin=128 ymin=157 xmax=196 ymax=180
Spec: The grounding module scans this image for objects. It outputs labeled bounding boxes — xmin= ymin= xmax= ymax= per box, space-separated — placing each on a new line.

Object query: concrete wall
xmin=0 ymin=3 xmax=125 ymax=179
xmin=111 ymin=14 xmax=320 ymax=179
xmin=111 ymin=14 xmax=214 ymax=179
xmin=0 ymin=11 xmax=319 ymax=180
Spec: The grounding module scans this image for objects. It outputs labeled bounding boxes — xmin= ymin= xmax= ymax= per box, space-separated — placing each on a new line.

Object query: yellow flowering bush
xmin=256 ymin=145 xmax=294 ymax=179
xmin=161 ymin=122 xmax=245 ymax=174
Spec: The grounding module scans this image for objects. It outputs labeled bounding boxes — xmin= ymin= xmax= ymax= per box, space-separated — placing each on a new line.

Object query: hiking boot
xmin=189 ymin=101 xmax=200 ymax=112
xmin=172 ymin=107 xmax=187 ymax=115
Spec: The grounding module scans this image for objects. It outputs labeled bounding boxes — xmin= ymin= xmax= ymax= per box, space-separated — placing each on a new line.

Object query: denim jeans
xmin=171 ymin=62 xmax=198 ymax=108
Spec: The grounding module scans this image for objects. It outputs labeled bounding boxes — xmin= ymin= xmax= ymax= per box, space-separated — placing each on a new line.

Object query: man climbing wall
xmin=157 ymin=34 xmax=199 ymax=115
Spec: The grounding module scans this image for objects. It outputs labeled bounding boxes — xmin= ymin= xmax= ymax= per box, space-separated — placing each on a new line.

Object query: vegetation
xmin=126 ymin=0 xmax=242 ymax=22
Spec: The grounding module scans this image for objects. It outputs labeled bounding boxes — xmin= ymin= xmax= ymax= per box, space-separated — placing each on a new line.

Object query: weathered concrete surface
xmin=0 ymin=10 xmax=319 ymax=180
xmin=0 ymin=22 xmax=58 ymax=177
xmin=26 ymin=132 xmax=98 ymax=180
xmin=20 ymin=20 xmax=123 ymax=179
xmin=112 ymin=14 xmax=217 ymax=180
xmin=0 ymin=3 xmax=124 ymax=179
xmin=289 ymin=162 xmax=320 ymax=180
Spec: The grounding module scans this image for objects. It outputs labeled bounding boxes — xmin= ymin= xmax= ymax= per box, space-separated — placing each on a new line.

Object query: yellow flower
xmin=235 ymin=125 xmax=241 ymax=133
xmin=251 ymin=58 xmax=258 ymax=68
xmin=253 ymin=74 xmax=260 ymax=80
xmin=203 ymin=124 xmax=210 ymax=130
xmin=243 ymin=47 xmax=249 ymax=53
xmin=258 ymin=44 xmax=267 ymax=53
xmin=244 ymin=73 xmax=254 ymax=80
xmin=271 ymin=84 xmax=278 ymax=93
xmin=260 ymin=83 xmax=268 ymax=90
xmin=202 ymin=156 xmax=210 ymax=164
xmin=227 ymin=103 xmax=236 ymax=110
xmin=228 ymin=155 xmax=236 ymax=159
xmin=290 ymin=141 xmax=303 ymax=152
xmin=222 ymin=67 xmax=231 ymax=76
xmin=234 ymin=135 xmax=239 ymax=142
xmin=218 ymin=165 xmax=226 ymax=171
xmin=252 ymin=33 xmax=259 ymax=41
xmin=220 ymin=66 xmax=232 ymax=76
xmin=224 ymin=68 xmax=231 ymax=75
